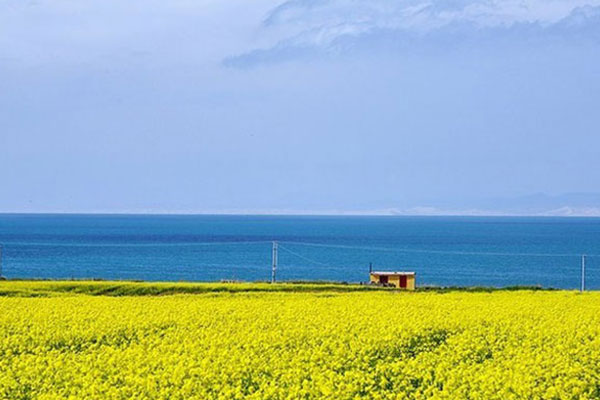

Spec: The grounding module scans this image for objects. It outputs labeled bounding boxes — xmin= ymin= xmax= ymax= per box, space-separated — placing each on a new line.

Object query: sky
xmin=1 ymin=0 xmax=599 ymax=215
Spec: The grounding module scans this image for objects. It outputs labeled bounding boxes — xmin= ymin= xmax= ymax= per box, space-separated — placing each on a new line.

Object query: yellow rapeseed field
xmin=1 ymin=282 xmax=599 ymax=399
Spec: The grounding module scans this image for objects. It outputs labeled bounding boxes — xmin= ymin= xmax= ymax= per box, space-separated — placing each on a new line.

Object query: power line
xmin=277 ymin=244 xmax=337 ymax=268
xmin=278 ymin=241 xmax=600 ymax=258
xmin=3 ymin=239 xmax=599 ymax=258
xmin=0 ymin=241 xmax=273 ymax=248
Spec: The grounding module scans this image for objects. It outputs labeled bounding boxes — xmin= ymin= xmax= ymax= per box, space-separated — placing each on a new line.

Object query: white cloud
xmin=265 ymin=0 xmax=600 ymax=32
xmin=226 ymin=0 xmax=600 ymax=66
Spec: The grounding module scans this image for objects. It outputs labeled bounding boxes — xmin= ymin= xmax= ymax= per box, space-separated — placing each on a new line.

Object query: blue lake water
xmin=1 ymin=214 xmax=599 ymax=289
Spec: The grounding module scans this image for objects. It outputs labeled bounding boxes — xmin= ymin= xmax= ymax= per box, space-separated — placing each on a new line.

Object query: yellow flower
xmin=0 ymin=282 xmax=599 ymax=399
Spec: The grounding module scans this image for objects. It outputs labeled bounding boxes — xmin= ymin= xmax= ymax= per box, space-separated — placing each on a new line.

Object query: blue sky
xmin=1 ymin=0 xmax=599 ymax=215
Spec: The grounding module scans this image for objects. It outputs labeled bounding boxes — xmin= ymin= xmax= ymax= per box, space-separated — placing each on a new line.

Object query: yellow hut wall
xmin=389 ymin=275 xmax=416 ymax=290
xmin=369 ymin=274 xmax=416 ymax=290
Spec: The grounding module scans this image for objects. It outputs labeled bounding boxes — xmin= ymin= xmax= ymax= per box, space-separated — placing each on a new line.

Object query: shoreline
xmin=0 ymin=279 xmax=567 ymax=297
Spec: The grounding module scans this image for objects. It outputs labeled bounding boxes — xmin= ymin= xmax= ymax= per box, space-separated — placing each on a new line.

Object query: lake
xmin=1 ymin=214 xmax=599 ymax=289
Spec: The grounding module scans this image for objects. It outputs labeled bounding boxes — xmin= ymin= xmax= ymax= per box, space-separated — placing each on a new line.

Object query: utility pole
xmin=271 ymin=241 xmax=278 ymax=283
xmin=0 ymin=244 xmax=3 ymax=278
xmin=581 ymin=254 xmax=586 ymax=292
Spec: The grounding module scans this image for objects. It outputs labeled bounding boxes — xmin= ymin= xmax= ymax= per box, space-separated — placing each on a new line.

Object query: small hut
xmin=370 ymin=271 xmax=415 ymax=290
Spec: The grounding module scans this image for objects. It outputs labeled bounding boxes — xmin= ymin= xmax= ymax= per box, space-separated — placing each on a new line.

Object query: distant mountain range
xmin=385 ymin=193 xmax=600 ymax=217
xmin=6 ymin=193 xmax=599 ymax=217
xmin=216 ymin=193 xmax=600 ymax=217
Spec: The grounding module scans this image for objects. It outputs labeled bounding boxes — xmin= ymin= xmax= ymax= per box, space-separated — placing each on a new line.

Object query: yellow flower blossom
xmin=0 ymin=283 xmax=598 ymax=399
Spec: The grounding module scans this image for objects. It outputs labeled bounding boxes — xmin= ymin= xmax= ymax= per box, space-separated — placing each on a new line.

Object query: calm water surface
xmin=1 ymin=214 xmax=599 ymax=289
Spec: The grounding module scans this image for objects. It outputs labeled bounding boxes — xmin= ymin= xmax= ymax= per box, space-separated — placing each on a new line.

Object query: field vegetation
xmin=0 ymin=281 xmax=598 ymax=399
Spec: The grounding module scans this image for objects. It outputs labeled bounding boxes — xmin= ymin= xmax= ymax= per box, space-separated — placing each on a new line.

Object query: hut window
xmin=379 ymin=275 xmax=388 ymax=284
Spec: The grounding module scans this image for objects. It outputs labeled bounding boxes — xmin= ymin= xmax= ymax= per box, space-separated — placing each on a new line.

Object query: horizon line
xmin=1 ymin=211 xmax=600 ymax=218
